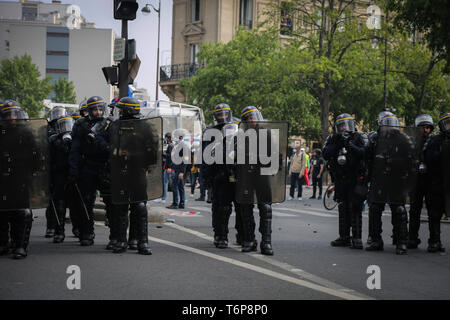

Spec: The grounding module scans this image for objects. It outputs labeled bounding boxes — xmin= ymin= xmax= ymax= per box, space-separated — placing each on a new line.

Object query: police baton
xmin=74 ymin=183 xmax=90 ymax=221
xmin=50 ymin=198 xmax=61 ymax=227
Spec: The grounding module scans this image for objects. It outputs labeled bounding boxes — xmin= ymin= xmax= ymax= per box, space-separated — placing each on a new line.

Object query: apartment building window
xmin=22 ymin=4 xmax=38 ymax=21
xmin=280 ymin=2 xmax=293 ymax=35
xmin=190 ymin=44 xmax=199 ymax=64
xmin=191 ymin=0 xmax=200 ymax=22
xmin=240 ymin=0 xmax=253 ymax=29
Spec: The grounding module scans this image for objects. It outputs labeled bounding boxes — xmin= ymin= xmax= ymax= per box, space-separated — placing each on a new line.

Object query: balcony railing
xmin=159 ymin=63 xmax=202 ymax=82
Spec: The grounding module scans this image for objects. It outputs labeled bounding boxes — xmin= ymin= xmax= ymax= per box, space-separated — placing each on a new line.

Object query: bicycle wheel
xmin=323 ymin=183 xmax=338 ymax=210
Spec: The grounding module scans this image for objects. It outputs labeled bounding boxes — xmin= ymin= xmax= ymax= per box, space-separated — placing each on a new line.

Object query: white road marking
xmin=148 ymin=235 xmax=369 ymax=300
xmin=164 ymin=223 xmax=373 ymax=300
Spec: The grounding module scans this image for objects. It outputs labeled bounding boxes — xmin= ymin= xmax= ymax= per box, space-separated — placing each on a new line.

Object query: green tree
xmin=181 ymin=28 xmax=321 ymax=140
xmin=387 ymin=0 xmax=450 ymax=71
xmin=0 ymin=54 xmax=51 ymax=117
xmin=53 ymin=77 xmax=77 ymax=104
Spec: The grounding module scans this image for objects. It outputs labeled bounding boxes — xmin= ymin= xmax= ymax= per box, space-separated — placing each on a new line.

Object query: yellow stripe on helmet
xmin=440 ymin=114 xmax=450 ymax=121
xmin=336 ymin=116 xmax=354 ymax=122
xmin=57 ymin=117 xmax=72 ymax=122
xmin=215 ymin=107 xmax=231 ymax=112
xmin=241 ymin=108 xmax=256 ymax=117
xmin=1 ymin=106 xmax=22 ymax=111
xmin=118 ymin=102 xmax=141 ymax=107
xmin=87 ymin=100 xmax=104 ymax=106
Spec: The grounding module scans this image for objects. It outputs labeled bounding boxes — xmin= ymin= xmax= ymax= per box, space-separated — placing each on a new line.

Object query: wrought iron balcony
xmin=159 ymin=63 xmax=202 ymax=82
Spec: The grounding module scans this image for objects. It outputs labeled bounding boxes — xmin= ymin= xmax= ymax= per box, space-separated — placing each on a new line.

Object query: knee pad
xmin=257 ymin=203 xmax=272 ymax=219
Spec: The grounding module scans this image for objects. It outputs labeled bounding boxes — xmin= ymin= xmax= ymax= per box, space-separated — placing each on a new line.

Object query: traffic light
xmin=102 ymin=66 xmax=119 ymax=85
xmin=114 ymin=0 xmax=139 ymax=20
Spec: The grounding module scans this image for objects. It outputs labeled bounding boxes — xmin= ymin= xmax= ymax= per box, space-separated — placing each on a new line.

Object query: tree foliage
xmin=0 ymin=54 xmax=52 ymax=117
xmin=53 ymin=77 xmax=77 ymax=104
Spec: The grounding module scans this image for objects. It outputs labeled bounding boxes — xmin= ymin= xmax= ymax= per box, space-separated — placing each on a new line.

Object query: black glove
xmin=65 ymin=175 xmax=77 ymax=190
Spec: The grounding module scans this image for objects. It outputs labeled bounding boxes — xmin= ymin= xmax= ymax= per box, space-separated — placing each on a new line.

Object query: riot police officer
xmin=323 ymin=114 xmax=368 ymax=249
xmin=49 ymin=116 xmax=74 ymax=243
xmin=100 ymin=97 xmax=153 ymax=255
xmin=68 ymin=96 xmax=112 ymax=246
xmin=79 ymin=100 xmax=88 ymax=117
xmin=45 ymin=106 xmax=68 ymax=238
xmin=203 ymin=103 xmax=238 ymax=248
xmin=407 ymin=114 xmax=434 ymax=249
xmin=423 ymin=113 xmax=450 ymax=252
xmin=238 ymin=106 xmax=273 ymax=255
xmin=366 ymin=113 xmax=416 ymax=255
xmin=0 ymin=100 xmax=34 ymax=259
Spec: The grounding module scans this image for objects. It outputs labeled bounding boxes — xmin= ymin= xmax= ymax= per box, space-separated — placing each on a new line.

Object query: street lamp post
xmin=142 ymin=1 xmax=161 ymax=101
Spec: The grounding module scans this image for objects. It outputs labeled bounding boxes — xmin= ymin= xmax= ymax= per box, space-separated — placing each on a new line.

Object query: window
xmin=239 ymin=0 xmax=253 ymax=29
xmin=191 ymin=0 xmax=200 ymax=22
xmin=190 ymin=44 xmax=199 ymax=64
xmin=280 ymin=2 xmax=293 ymax=35
xmin=22 ymin=4 xmax=38 ymax=21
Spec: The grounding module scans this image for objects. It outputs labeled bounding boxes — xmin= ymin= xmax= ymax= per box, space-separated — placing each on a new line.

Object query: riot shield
xmin=0 ymin=119 xmax=50 ymax=210
xmin=110 ymin=117 xmax=163 ymax=204
xmin=443 ymin=139 xmax=450 ymax=217
xmin=235 ymin=121 xmax=288 ymax=204
xmin=368 ymin=126 xmax=419 ymax=205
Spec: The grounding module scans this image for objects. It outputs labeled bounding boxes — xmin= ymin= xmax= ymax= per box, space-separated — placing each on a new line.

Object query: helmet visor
xmin=1 ymin=107 xmax=26 ymax=120
xmin=56 ymin=117 xmax=74 ymax=133
xmin=335 ymin=118 xmax=355 ymax=133
xmin=222 ymin=123 xmax=238 ymax=138
xmin=213 ymin=109 xmax=232 ymax=125
xmin=415 ymin=114 xmax=433 ymax=128
xmin=439 ymin=114 xmax=450 ymax=133
xmin=241 ymin=109 xmax=263 ymax=122
xmin=380 ymin=115 xmax=400 ymax=127
xmin=50 ymin=108 xmax=67 ymax=121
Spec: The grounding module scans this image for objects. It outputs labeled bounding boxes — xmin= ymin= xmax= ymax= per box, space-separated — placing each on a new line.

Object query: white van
xmin=139 ymin=100 xmax=205 ymax=151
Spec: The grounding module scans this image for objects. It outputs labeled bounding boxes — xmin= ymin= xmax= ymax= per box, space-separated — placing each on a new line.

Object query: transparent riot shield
xmin=110 ymin=117 xmax=163 ymax=204
xmin=235 ymin=121 xmax=288 ymax=204
xmin=0 ymin=119 xmax=50 ymax=210
xmin=442 ymin=139 xmax=450 ymax=217
xmin=368 ymin=126 xmax=419 ymax=205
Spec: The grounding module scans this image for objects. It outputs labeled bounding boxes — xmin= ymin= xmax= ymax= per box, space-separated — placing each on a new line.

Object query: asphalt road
xmin=1 ymin=186 xmax=449 ymax=300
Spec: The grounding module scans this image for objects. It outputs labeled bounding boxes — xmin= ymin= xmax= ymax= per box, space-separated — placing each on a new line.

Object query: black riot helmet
xmin=379 ymin=114 xmax=400 ymax=127
xmin=49 ymin=106 xmax=67 ymax=123
xmin=414 ymin=114 xmax=434 ymax=130
xmin=86 ymin=96 xmax=106 ymax=121
xmin=438 ymin=113 xmax=450 ymax=134
xmin=71 ymin=112 xmax=82 ymax=120
xmin=377 ymin=110 xmax=394 ymax=126
xmin=213 ymin=103 xmax=232 ymax=125
xmin=117 ymin=96 xmax=141 ymax=119
xmin=334 ymin=113 xmax=355 ymax=134
xmin=56 ymin=116 xmax=74 ymax=134
xmin=79 ymin=99 xmax=88 ymax=117
xmin=240 ymin=106 xmax=263 ymax=122
xmin=0 ymin=100 xmax=27 ymax=120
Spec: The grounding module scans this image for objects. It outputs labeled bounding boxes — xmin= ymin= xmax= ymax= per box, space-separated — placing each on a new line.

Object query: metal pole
xmin=383 ymin=11 xmax=388 ymax=110
xmin=155 ymin=0 xmax=161 ymax=101
xmin=119 ymin=19 xmax=129 ymax=98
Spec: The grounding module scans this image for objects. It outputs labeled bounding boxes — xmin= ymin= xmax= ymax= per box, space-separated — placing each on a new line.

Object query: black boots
xmin=10 ymin=209 xmax=33 ymax=259
xmin=53 ymin=201 xmax=66 ymax=244
xmin=332 ymin=203 xmax=351 ymax=247
xmin=258 ymin=204 xmax=273 ymax=256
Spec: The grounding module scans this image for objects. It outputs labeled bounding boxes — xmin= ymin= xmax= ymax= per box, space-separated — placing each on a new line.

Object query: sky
xmin=6 ymin=0 xmax=174 ymax=100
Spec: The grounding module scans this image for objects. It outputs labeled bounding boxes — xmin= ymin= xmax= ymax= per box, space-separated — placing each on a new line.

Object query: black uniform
xmin=323 ymin=131 xmax=368 ymax=249
xmin=423 ymin=132 xmax=448 ymax=252
xmin=365 ymin=123 xmax=416 ymax=255
xmin=68 ymin=102 xmax=112 ymax=246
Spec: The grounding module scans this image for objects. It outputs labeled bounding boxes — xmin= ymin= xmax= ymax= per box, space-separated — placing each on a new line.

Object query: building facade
xmin=161 ymin=0 xmax=373 ymax=103
xmin=0 ymin=0 xmax=116 ymax=104
xmin=161 ymin=0 xmax=273 ymax=102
